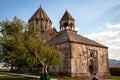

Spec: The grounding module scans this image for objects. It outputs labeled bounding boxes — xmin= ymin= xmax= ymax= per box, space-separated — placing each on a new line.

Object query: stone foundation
xmin=71 ymin=73 xmax=91 ymax=80
xmin=67 ymin=72 xmax=111 ymax=80
xmin=49 ymin=71 xmax=111 ymax=80
xmin=97 ymin=72 xmax=111 ymax=79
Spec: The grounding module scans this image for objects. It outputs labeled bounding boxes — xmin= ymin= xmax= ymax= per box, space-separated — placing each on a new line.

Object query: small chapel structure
xmin=28 ymin=6 xmax=111 ymax=79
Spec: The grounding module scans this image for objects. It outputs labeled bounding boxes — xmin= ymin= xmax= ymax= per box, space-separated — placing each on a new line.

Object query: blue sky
xmin=0 ymin=0 xmax=120 ymax=33
xmin=0 ymin=0 xmax=120 ymax=60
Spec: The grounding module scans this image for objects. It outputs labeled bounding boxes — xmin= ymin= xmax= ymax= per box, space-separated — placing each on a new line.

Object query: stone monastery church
xmin=28 ymin=7 xmax=110 ymax=79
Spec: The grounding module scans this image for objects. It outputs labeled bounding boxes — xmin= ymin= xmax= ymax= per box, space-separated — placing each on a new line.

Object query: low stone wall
xmin=0 ymin=68 xmax=10 ymax=72
xmin=110 ymin=67 xmax=120 ymax=76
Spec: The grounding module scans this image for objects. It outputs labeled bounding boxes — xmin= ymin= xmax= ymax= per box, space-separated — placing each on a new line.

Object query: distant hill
xmin=109 ymin=59 xmax=120 ymax=67
xmin=115 ymin=63 xmax=120 ymax=67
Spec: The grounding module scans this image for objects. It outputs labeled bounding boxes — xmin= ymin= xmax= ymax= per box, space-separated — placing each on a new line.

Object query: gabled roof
xmin=60 ymin=10 xmax=74 ymax=22
xmin=41 ymin=28 xmax=57 ymax=39
xmin=47 ymin=30 xmax=107 ymax=48
xmin=28 ymin=6 xmax=52 ymax=23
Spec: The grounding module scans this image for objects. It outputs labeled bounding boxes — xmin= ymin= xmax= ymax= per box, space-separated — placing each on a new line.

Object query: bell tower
xmin=60 ymin=10 xmax=75 ymax=31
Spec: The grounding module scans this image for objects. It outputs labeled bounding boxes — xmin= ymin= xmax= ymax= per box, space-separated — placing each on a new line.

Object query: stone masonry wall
xmin=49 ymin=42 xmax=110 ymax=79
xmin=49 ymin=42 xmax=71 ymax=75
xmin=70 ymin=42 xmax=110 ymax=79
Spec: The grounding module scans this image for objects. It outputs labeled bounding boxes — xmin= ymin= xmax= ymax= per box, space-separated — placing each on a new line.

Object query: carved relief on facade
xmin=87 ymin=49 xmax=98 ymax=74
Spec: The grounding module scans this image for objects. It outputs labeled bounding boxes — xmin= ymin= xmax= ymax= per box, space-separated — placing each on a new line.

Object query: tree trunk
xmin=33 ymin=52 xmax=50 ymax=80
xmin=40 ymin=64 xmax=50 ymax=80
xmin=11 ymin=60 xmax=14 ymax=71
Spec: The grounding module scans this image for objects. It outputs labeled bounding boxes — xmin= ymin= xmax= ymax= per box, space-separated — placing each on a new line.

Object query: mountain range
xmin=109 ymin=59 xmax=120 ymax=67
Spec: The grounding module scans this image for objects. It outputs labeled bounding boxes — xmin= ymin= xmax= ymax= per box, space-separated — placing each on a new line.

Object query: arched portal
xmin=89 ymin=59 xmax=95 ymax=74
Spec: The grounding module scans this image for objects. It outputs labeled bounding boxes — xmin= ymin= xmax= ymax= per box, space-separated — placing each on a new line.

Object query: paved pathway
xmin=0 ymin=72 xmax=57 ymax=80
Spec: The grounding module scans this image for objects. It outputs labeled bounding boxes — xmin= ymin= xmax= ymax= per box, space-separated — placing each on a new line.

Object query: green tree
xmin=0 ymin=17 xmax=60 ymax=79
xmin=0 ymin=17 xmax=27 ymax=69
xmin=24 ymin=24 xmax=60 ymax=79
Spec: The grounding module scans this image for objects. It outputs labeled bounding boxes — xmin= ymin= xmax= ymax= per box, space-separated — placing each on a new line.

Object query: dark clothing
xmin=92 ymin=77 xmax=96 ymax=80
xmin=92 ymin=77 xmax=98 ymax=80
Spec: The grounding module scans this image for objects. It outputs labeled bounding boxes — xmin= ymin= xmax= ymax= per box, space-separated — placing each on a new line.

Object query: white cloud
xmin=105 ymin=23 xmax=120 ymax=30
xmin=75 ymin=27 xmax=80 ymax=31
xmin=84 ymin=24 xmax=120 ymax=60
xmin=109 ymin=48 xmax=120 ymax=60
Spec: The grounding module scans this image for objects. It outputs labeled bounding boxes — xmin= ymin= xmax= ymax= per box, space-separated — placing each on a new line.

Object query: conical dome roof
xmin=28 ymin=6 xmax=52 ymax=23
xmin=60 ymin=10 xmax=74 ymax=22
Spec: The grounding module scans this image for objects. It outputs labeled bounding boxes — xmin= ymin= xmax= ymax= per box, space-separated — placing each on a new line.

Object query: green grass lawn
xmin=51 ymin=75 xmax=78 ymax=80
xmin=111 ymin=76 xmax=120 ymax=79
xmin=0 ymin=75 xmax=36 ymax=80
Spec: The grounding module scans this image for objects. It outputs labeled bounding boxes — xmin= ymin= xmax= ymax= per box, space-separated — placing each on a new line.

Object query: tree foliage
xmin=0 ymin=17 xmax=60 ymax=71
xmin=0 ymin=17 xmax=27 ymax=68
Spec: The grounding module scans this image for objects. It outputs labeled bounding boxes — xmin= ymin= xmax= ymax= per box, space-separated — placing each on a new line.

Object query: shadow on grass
xmin=0 ymin=75 xmax=36 ymax=80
